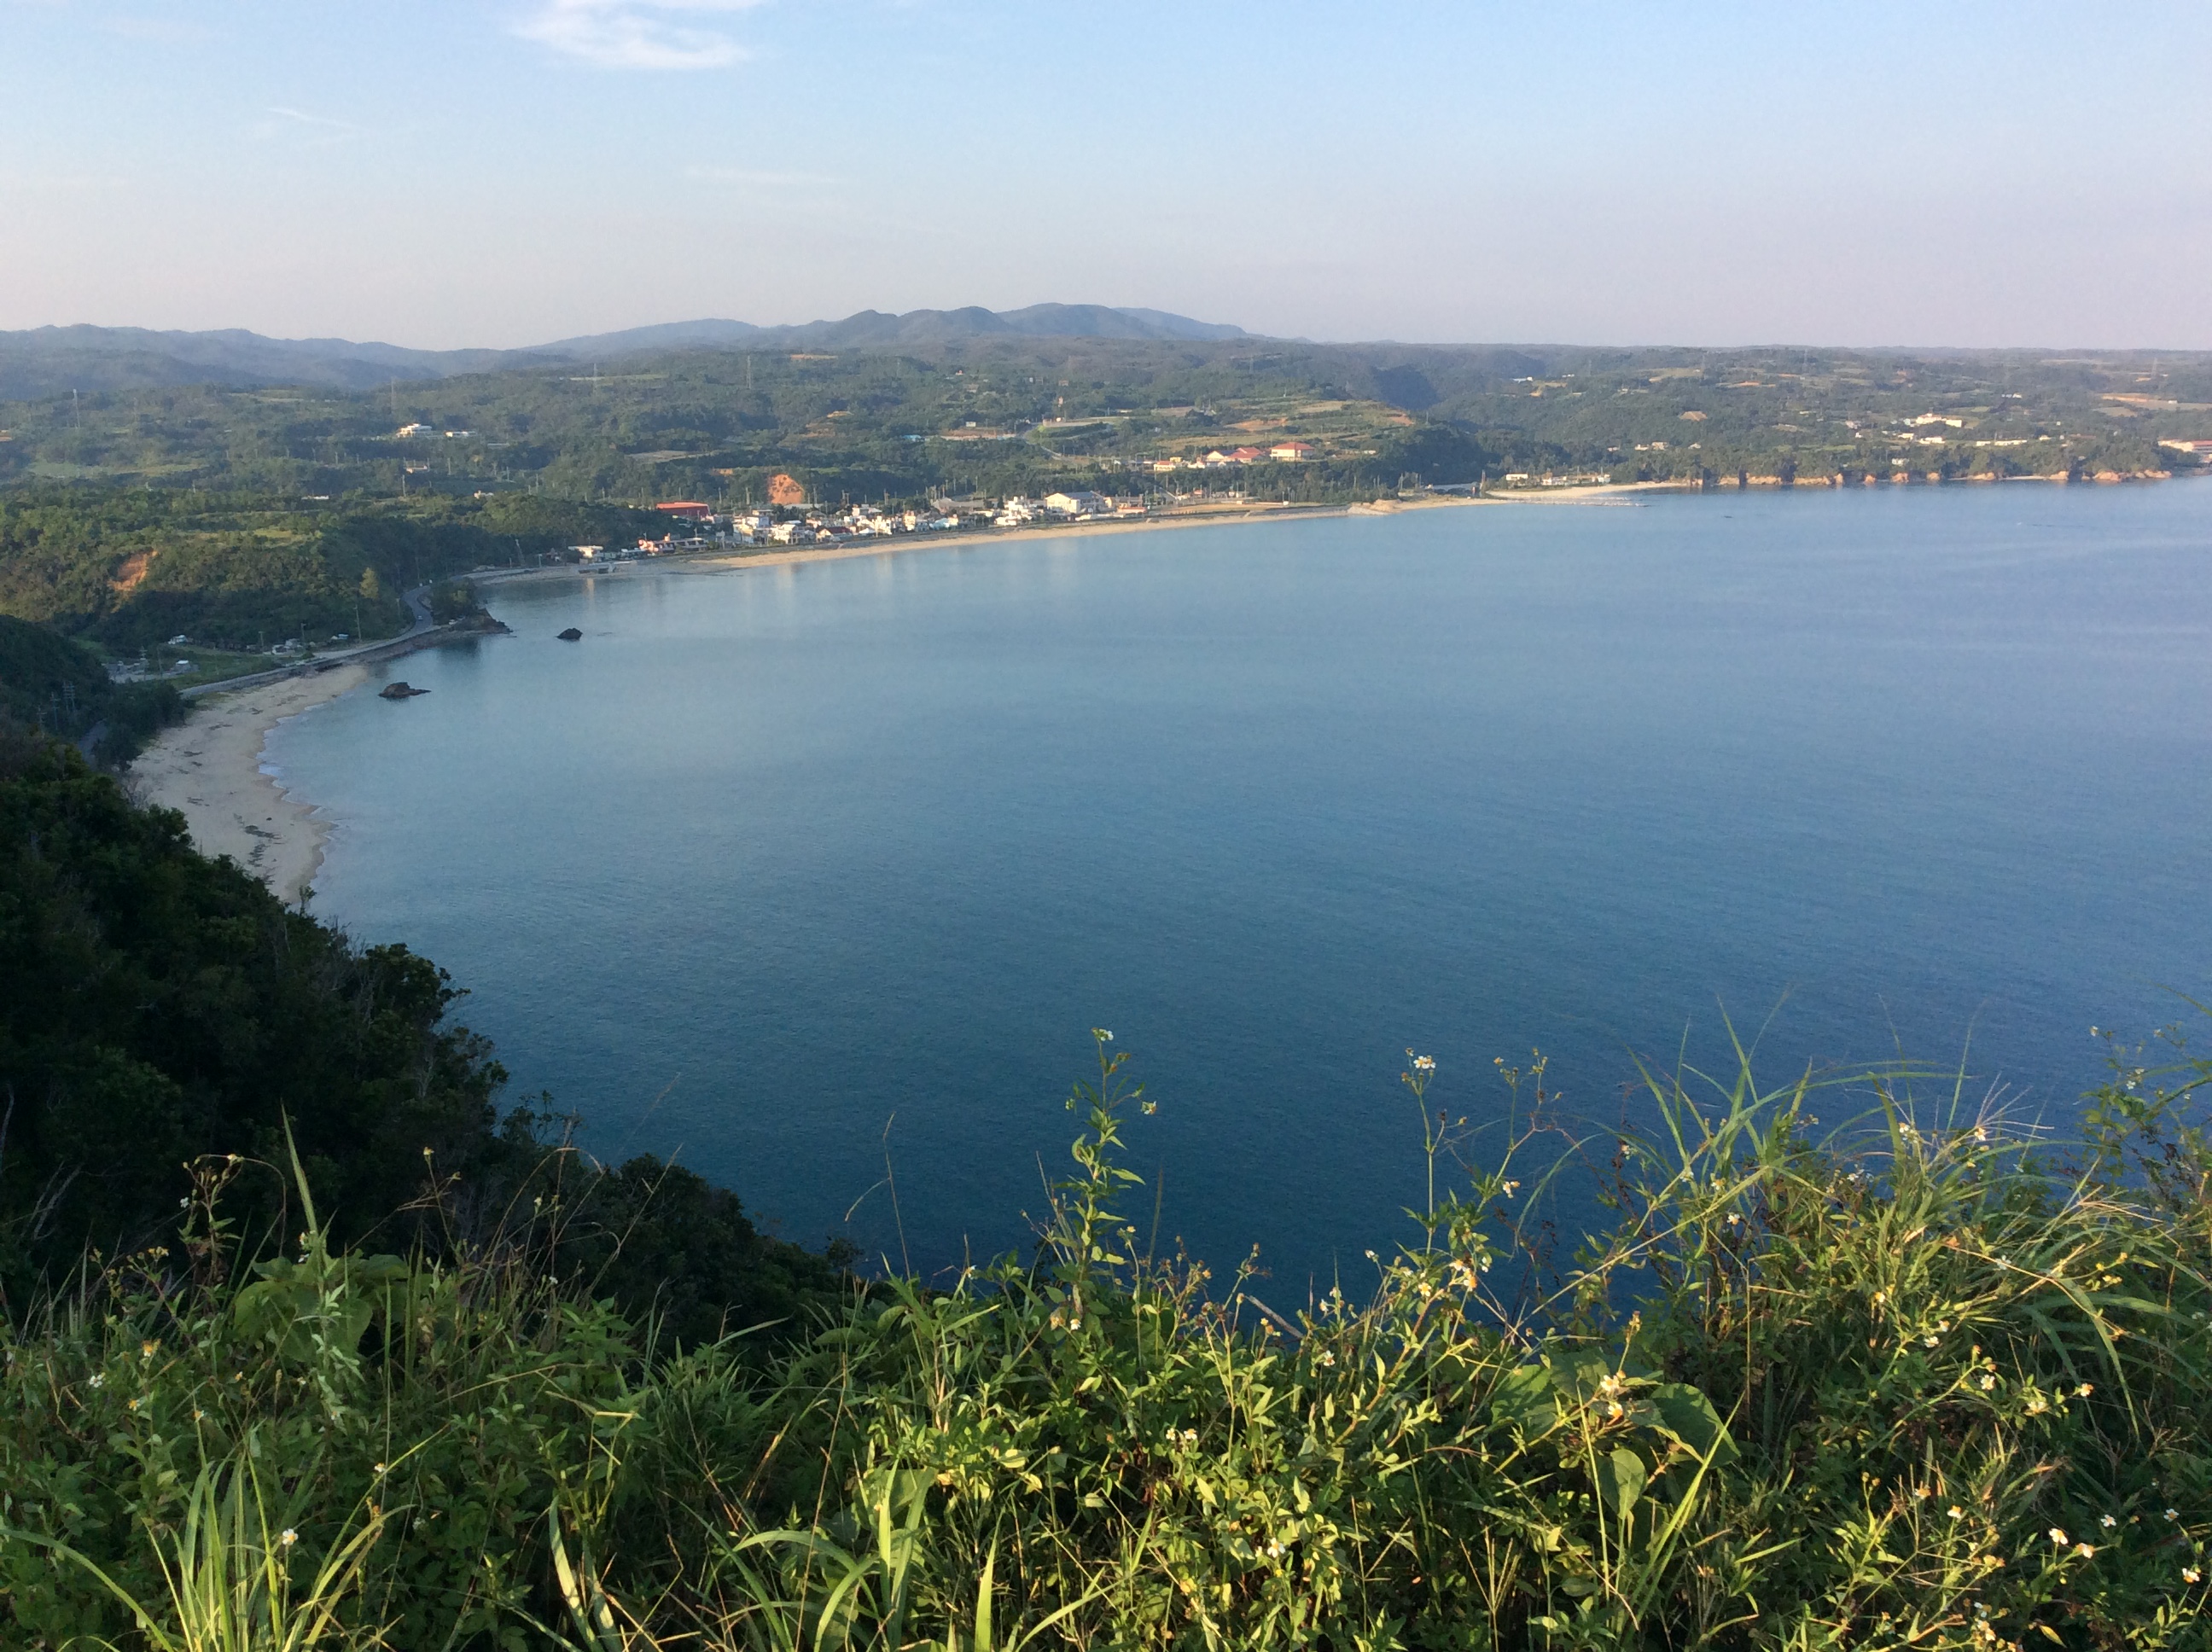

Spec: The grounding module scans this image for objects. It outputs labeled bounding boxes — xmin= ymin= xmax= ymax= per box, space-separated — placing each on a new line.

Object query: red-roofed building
xmin=1268 ymin=440 xmax=1316 ymax=462
xmin=655 ymin=501 xmax=714 ymax=521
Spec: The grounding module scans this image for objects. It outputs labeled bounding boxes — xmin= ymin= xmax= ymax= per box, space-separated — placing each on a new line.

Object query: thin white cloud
xmin=515 ymin=0 xmax=761 ymax=70
xmin=252 ymin=107 xmax=367 ymax=148
xmin=268 ymin=107 xmax=360 ymax=133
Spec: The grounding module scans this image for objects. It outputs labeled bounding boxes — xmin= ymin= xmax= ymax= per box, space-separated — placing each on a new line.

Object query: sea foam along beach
xmin=129 ymin=665 xmax=369 ymax=904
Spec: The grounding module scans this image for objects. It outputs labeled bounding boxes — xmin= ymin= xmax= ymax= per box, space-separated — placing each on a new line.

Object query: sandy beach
xmin=467 ymin=482 xmax=1669 ymax=598
xmin=128 ymin=665 xmax=370 ymax=904
xmin=126 ymin=486 xmax=1662 ymax=902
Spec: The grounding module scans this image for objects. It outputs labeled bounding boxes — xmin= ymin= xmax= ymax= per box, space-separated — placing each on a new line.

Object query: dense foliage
xmin=3 ymin=343 xmax=2204 ymax=683
xmin=0 ymin=490 xmax=660 ymax=650
xmin=0 ymin=614 xmax=181 ymax=764
xmin=3 ymin=342 xmax=2203 ymax=515
xmin=2 ymin=973 xmax=2208 ymax=1646
xmin=0 ymin=736 xmax=847 ymax=1334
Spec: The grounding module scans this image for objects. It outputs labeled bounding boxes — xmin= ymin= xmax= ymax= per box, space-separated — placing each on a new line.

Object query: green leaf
xmin=1490 ymin=1364 xmax=1559 ymax=1434
xmin=1594 ymin=1447 xmax=1646 ymax=1517
xmin=1542 ymin=1346 xmax=1614 ymax=1405
xmin=1646 ymin=1382 xmax=1739 ymax=1465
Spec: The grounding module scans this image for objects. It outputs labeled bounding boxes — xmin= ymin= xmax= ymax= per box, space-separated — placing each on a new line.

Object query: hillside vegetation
xmin=0 ymin=731 xmax=2206 ymax=1650
xmin=3 ymin=338 xmax=2205 ymax=687
xmin=0 ymin=614 xmax=181 ymax=762
xmin=0 ymin=734 xmax=849 ymax=1336
xmin=0 ymin=490 xmax=661 ymax=654
xmin=3 ymin=340 xmax=2204 ymax=509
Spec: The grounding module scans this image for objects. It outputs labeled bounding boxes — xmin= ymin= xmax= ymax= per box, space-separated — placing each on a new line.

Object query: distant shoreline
xmin=123 ymin=469 xmax=2192 ymax=905
xmin=465 ymin=481 xmax=1668 ymax=596
xmin=464 ymin=465 xmax=2200 ymax=598
xmin=123 ymin=487 xmax=1650 ymax=902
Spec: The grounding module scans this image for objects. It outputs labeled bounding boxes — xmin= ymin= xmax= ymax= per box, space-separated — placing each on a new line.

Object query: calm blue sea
xmin=269 ymin=485 xmax=2212 ymax=1288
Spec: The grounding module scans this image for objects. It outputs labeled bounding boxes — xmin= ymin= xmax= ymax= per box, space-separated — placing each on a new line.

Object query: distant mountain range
xmin=0 ymin=305 xmax=1251 ymax=398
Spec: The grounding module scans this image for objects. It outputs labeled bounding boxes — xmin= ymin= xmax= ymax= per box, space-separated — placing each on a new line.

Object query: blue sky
xmin=3 ymin=1 xmax=2207 ymax=348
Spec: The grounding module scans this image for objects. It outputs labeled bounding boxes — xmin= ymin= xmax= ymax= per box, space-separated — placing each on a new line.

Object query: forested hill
xmin=0 ymin=728 xmax=849 ymax=1342
xmin=0 ymin=490 xmax=661 ymax=652
xmin=3 ymin=337 xmax=2205 ymax=509
xmin=2 ymin=337 xmax=2204 ymax=693
xmin=0 ymin=305 xmax=1249 ymax=398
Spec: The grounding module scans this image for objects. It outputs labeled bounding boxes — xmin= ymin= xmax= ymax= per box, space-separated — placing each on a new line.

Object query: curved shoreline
xmin=116 ymin=487 xmax=1643 ymax=903
xmin=465 ymin=485 xmax=1660 ymax=595
xmin=128 ymin=666 xmax=370 ymax=905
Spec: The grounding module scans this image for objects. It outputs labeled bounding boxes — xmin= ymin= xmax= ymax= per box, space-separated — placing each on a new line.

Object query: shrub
xmin=3 ymin=1024 xmax=2207 ymax=1649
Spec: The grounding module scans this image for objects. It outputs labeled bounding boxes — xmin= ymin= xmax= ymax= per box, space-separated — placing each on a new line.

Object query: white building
xmin=1044 ymin=491 xmax=1111 ymax=518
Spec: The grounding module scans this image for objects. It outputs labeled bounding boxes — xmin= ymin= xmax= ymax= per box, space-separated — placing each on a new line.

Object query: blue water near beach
xmin=268 ymin=485 xmax=2212 ymax=1289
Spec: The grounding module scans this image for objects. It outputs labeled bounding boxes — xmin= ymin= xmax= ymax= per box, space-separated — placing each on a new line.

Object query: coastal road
xmin=179 ymin=583 xmax=445 ymax=701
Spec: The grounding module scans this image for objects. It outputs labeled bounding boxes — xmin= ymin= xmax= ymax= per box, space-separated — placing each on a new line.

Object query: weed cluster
xmin=3 ymin=1023 xmax=2209 ymax=1649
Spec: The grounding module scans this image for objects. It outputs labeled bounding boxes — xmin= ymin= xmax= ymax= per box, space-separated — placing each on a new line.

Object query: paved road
xmin=179 ymin=585 xmax=440 ymax=701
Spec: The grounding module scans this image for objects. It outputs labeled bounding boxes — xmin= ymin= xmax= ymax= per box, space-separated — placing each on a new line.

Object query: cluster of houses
xmin=992 ymin=491 xmax=1145 ymax=526
xmin=1144 ymin=441 xmax=1315 ymax=474
xmin=570 ymin=492 xmax=1146 ymax=562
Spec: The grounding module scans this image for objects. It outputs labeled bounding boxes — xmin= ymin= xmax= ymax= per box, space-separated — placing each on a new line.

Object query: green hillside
xmin=0 ymin=613 xmax=180 ymax=762
xmin=3 ymin=342 xmax=2204 ymax=683
xmin=3 ymin=340 xmax=2203 ymax=507
xmin=0 ymin=490 xmax=661 ymax=654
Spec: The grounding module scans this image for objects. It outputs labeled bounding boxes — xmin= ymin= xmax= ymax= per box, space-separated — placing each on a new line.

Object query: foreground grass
xmin=3 ymin=1024 xmax=2209 ymax=1651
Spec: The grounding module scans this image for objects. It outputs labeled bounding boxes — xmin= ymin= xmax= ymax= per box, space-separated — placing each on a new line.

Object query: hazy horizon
xmin=12 ymin=310 xmax=2212 ymax=360
xmin=4 ymin=2 xmax=2209 ymax=352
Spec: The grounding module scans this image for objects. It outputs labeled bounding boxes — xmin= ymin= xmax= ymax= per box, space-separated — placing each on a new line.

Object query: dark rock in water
xmin=557 ymin=627 xmax=583 ymax=641
xmin=379 ymin=681 xmax=429 ymax=700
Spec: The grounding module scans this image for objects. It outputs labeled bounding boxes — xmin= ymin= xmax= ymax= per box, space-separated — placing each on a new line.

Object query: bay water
xmin=269 ymin=485 xmax=2212 ymax=1289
